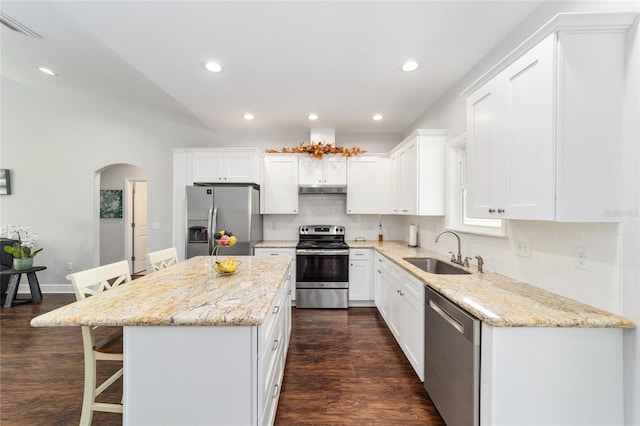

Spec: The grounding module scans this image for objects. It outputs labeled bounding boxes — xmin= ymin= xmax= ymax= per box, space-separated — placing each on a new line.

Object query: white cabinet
xmin=465 ymin=15 xmax=632 ymax=222
xmin=388 ymin=130 xmax=447 ymax=216
xmin=298 ymin=155 xmax=346 ymax=186
xmin=262 ymin=155 xmax=299 ymax=214
xmin=255 ymin=248 xmax=296 ymax=303
xmin=191 ymin=149 xmax=260 ymax=184
xmin=401 ymin=274 xmax=425 ymax=381
xmin=348 ymin=249 xmax=373 ymax=305
xmin=374 ymin=252 xmax=390 ymax=320
xmin=375 ymin=253 xmax=425 ymax=381
xmin=387 ymin=264 xmax=404 ymax=341
xmin=346 ymin=155 xmax=388 ymax=214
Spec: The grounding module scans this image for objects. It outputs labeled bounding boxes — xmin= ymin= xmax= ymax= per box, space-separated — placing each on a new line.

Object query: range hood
xmin=298 ymin=128 xmax=346 ymax=194
xmin=299 ymin=185 xmax=347 ymax=194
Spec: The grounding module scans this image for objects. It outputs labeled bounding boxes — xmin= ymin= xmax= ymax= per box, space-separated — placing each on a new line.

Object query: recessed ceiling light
xmin=202 ymin=62 xmax=222 ymax=73
xmin=308 ymin=114 xmax=319 ymax=121
xmin=401 ymin=61 xmax=419 ymax=72
xmin=242 ymin=113 xmax=254 ymax=120
xmin=37 ymin=66 xmax=57 ymax=76
xmin=372 ymin=114 xmax=383 ymax=121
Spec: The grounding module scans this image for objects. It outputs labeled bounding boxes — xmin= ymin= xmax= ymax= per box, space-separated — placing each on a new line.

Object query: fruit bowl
xmin=215 ymin=259 xmax=240 ymax=275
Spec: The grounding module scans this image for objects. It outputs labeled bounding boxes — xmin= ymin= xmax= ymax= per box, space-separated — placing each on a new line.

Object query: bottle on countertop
xmin=378 ymin=223 xmax=383 ymax=243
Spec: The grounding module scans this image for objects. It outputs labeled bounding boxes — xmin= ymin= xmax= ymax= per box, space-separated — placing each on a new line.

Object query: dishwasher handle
xmin=429 ymin=299 xmax=464 ymax=334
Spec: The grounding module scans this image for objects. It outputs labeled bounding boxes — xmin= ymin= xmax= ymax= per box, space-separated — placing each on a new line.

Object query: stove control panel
xmin=299 ymin=225 xmax=345 ymax=235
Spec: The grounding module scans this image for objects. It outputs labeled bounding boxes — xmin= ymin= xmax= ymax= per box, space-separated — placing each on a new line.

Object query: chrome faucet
xmin=475 ymin=255 xmax=484 ymax=273
xmin=435 ymin=230 xmax=464 ymax=266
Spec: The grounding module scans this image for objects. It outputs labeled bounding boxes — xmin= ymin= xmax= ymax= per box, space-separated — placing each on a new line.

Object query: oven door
xmin=296 ymin=249 xmax=349 ymax=285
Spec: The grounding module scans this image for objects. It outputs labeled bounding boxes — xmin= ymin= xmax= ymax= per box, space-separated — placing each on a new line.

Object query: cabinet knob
xmin=488 ymin=208 xmax=496 ymax=213
xmin=497 ymin=208 xmax=505 ymax=213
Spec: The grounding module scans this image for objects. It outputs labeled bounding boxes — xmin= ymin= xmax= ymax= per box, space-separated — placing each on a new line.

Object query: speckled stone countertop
xmin=352 ymin=240 xmax=635 ymax=328
xmin=255 ymin=241 xmax=298 ymax=249
xmin=257 ymin=240 xmax=635 ymax=328
xmin=31 ymin=255 xmax=291 ymax=327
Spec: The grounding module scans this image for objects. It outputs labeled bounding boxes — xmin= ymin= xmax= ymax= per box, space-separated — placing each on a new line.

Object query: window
xmin=446 ymin=134 xmax=505 ymax=237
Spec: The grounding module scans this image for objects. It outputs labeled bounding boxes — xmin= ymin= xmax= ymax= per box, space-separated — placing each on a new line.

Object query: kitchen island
xmin=31 ymin=255 xmax=293 ymax=426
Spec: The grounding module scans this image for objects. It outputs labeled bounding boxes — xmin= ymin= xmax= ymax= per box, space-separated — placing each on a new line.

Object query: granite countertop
xmin=31 ymin=255 xmax=291 ymax=328
xmin=255 ymin=241 xmax=298 ymax=249
xmin=348 ymin=240 xmax=635 ymax=329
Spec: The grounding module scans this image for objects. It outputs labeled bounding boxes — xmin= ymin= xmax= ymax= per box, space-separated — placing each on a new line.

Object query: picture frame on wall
xmin=100 ymin=189 xmax=123 ymax=218
xmin=0 ymin=169 xmax=11 ymax=195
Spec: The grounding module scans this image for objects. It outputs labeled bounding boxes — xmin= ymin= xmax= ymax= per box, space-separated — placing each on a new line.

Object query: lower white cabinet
xmin=374 ymin=252 xmax=390 ymax=319
xmin=349 ymin=249 xmax=374 ymax=306
xmin=123 ymin=269 xmax=291 ymax=426
xmin=376 ymin=254 xmax=425 ymax=381
xmin=254 ymin=248 xmax=296 ymax=303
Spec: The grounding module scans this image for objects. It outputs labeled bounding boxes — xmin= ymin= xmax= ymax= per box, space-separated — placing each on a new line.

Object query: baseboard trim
xmin=15 ymin=283 xmax=74 ymax=294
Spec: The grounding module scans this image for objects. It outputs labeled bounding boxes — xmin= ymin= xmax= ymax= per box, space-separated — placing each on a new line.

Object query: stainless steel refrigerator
xmin=185 ymin=184 xmax=263 ymax=258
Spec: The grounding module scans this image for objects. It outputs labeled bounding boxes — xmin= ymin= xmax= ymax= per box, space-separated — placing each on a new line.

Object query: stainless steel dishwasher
xmin=424 ymin=287 xmax=480 ymax=426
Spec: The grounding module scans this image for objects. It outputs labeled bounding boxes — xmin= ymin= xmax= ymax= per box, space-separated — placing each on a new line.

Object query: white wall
xmin=404 ymin=1 xmax=640 ymax=424
xmin=0 ymin=77 xmax=399 ymax=290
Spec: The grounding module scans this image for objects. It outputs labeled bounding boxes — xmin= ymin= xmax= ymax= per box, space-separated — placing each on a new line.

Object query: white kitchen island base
xmin=481 ymin=325 xmax=624 ymax=426
xmin=124 ymin=326 xmax=264 ymax=425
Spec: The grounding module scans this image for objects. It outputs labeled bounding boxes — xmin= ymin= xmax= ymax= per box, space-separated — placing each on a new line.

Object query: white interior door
xmin=132 ymin=181 xmax=148 ymax=273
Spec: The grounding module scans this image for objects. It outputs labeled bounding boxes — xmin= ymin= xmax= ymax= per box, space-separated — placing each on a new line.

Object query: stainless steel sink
xmin=403 ymin=257 xmax=471 ymax=275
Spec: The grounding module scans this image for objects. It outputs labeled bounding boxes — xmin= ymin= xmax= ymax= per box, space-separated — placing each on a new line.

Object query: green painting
xmin=100 ymin=190 xmax=123 ymax=218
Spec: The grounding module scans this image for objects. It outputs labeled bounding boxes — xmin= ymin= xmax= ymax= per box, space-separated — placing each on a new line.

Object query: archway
xmin=95 ymin=163 xmax=148 ymax=274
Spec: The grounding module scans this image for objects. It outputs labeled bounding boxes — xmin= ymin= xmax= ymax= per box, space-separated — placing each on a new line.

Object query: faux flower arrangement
xmin=1 ymin=225 xmax=43 ymax=270
xmin=265 ymin=141 xmax=366 ymax=159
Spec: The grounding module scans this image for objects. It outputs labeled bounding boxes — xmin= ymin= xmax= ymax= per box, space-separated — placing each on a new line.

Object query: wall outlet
xmin=152 ymin=222 xmax=161 ymax=230
xmin=575 ymin=247 xmax=590 ymax=270
xmin=67 ymin=262 xmax=73 ymax=271
xmin=515 ymin=239 xmax=531 ymax=258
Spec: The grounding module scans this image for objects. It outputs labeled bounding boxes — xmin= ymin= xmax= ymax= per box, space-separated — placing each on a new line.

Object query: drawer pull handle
xmin=270 ymin=253 xmax=279 ymax=255
xmin=272 ymin=339 xmax=279 ymax=351
xmin=273 ymin=306 xmax=280 ymax=315
xmin=272 ymin=384 xmax=279 ymax=398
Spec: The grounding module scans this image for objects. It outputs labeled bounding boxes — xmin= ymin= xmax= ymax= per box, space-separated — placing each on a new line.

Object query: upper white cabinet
xmin=262 ymin=155 xmax=299 ymax=214
xmin=388 ymin=130 xmax=447 ymax=216
xmin=464 ymin=13 xmax=635 ymax=222
xmin=191 ymin=149 xmax=260 ymax=184
xmin=299 ymin=155 xmax=346 ymax=186
xmin=346 ymin=155 xmax=388 ymax=214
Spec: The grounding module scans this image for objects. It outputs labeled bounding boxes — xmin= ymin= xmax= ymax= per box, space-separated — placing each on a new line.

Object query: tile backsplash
xmin=264 ymin=195 xmax=621 ymax=314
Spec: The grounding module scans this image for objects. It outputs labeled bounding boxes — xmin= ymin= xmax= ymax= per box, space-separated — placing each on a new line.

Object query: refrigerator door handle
xmin=209 ymin=206 xmax=218 ymax=255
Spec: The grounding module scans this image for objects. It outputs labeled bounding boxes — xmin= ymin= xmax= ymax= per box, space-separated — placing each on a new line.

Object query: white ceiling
xmin=1 ymin=1 xmax=543 ymax=134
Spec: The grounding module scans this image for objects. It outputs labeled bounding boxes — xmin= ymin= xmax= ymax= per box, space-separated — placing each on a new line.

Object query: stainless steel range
xmin=295 ymin=225 xmax=349 ymax=309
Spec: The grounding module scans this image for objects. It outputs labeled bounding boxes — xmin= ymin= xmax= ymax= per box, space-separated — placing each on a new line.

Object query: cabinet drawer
xmin=403 ymin=274 xmax=425 ymax=303
xmin=260 ymin=287 xmax=284 ymax=358
xmin=254 ymin=248 xmax=294 ymax=257
xmin=374 ymin=253 xmax=389 ymax=272
xmin=261 ymin=348 xmax=285 ymax=426
xmin=350 ymin=248 xmax=371 ymax=260
xmin=260 ymin=312 xmax=284 ymax=412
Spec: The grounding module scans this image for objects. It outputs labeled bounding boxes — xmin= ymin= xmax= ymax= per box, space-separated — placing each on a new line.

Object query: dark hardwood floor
xmin=1 ymin=294 xmax=443 ymax=425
